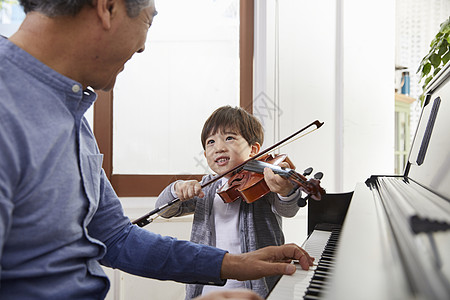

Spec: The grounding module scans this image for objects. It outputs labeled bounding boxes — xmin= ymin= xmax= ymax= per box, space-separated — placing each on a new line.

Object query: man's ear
xmin=95 ymin=0 xmax=115 ymax=30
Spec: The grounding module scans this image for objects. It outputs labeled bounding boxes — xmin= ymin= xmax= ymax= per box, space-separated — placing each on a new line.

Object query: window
xmin=94 ymin=0 xmax=254 ymax=196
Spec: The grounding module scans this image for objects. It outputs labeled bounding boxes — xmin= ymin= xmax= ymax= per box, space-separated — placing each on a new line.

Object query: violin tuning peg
xmin=314 ymin=172 xmax=323 ymax=180
xmin=303 ymin=167 xmax=313 ymax=176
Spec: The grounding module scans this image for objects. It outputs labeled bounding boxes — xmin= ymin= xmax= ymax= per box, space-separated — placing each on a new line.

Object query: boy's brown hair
xmin=201 ymin=106 xmax=264 ymax=149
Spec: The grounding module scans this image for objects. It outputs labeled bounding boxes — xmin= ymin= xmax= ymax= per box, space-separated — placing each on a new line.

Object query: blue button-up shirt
xmin=0 ymin=36 xmax=226 ymax=299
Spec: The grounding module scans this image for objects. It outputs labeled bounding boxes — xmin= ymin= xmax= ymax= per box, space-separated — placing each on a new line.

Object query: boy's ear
xmin=95 ymin=0 xmax=115 ymax=30
xmin=250 ymin=143 xmax=261 ymax=156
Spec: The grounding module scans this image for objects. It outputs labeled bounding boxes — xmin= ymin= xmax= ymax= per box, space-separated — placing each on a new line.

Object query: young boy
xmin=155 ymin=106 xmax=303 ymax=299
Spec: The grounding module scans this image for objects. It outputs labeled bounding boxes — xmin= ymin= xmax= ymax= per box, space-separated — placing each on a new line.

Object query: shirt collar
xmin=0 ymin=36 xmax=97 ymax=118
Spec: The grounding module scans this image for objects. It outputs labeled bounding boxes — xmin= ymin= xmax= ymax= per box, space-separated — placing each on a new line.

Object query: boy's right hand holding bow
xmin=174 ymin=180 xmax=205 ymax=201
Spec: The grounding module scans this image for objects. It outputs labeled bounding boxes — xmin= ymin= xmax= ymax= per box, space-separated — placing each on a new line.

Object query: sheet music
xmin=267 ymin=230 xmax=331 ymax=299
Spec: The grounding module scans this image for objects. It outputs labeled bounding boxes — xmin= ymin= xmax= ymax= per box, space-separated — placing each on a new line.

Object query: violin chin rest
xmin=297 ymin=195 xmax=309 ymax=207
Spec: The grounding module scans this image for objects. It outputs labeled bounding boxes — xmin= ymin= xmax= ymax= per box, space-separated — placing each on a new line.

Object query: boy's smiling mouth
xmin=215 ymin=156 xmax=230 ymax=166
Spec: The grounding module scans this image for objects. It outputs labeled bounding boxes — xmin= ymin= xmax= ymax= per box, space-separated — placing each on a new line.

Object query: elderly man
xmin=0 ymin=1 xmax=314 ymax=299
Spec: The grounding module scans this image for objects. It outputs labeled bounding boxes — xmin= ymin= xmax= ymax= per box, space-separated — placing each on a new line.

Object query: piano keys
xmin=268 ymin=60 xmax=450 ymax=299
xmin=267 ymin=227 xmax=340 ymax=300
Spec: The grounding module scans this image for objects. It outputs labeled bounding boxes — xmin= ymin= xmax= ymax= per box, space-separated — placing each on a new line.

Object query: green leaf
xmin=442 ymin=37 xmax=449 ymax=46
xmin=422 ymin=63 xmax=432 ymax=76
xmin=416 ymin=64 xmax=422 ymax=74
xmin=430 ymin=37 xmax=438 ymax=47
xmin=443 ymin=25 xmax=450 ymax=34
xmin=430 ymin=53 xmax=441 ymax=68
xmin=422 ymin=83 xmax=428 ymax=91
xmin=441 ymin=18 xmax=450 ymax=31
xmin=433 ymin=67 xmax=441 ymax=76
xmin=424 ymin=76 xmax=433 ymax=87
xmin=438 ymin=43 xmax=449 ymax=56
xmin=443 ymin=51 xmax=450 ymax=65
xmin=425 ymin=50 xmax=434 ymax=60
xmin=419 ymin=94 xmax=425 ymax=106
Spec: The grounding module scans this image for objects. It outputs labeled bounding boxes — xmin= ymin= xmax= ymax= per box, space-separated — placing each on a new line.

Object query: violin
xmin=132 ymin=120 xmax=325 ymax=227
xmin=217 ymin=153 xmax=325 ymax=207
xmin=217 ymin=153 xmax=293 ymax=203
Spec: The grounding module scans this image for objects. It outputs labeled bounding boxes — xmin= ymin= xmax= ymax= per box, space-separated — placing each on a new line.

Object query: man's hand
xmin=220 ymin=243 xmax=314 ymax=281
xmin=193 ymin=289 xmax=263 ymax=300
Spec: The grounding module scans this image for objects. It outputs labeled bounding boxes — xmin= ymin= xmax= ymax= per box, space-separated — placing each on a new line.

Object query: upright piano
xmin=268 ymin=62 xmax=450 ymax=300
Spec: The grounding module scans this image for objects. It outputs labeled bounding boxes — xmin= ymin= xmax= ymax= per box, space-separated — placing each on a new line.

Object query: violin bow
xmin=132 ymin=120 xmax=324 ymax=227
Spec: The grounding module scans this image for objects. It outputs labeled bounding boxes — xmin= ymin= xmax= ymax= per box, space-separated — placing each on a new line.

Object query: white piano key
xmin=267 ymin=230 xmax=331 ymax=300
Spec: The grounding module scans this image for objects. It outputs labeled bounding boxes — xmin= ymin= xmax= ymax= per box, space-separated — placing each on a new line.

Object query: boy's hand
xmin=174 ymin=180 xmax=205 ymax=201
xmin=263 ymin=162 xmax=295 ymax=197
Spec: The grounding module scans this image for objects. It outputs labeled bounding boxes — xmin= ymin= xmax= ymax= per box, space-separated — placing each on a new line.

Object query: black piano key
xmin=316 ymin=266 xmax=334 ymax=272
xmin=305 ymin=287 xmax=322 ymax=296
xmin=311 ymin=274 xmax=327 ymax=281
xmin=304 ymin=295 xmax=321 ymax=300
xmin=314 ymin=270 xmax=329 ymax=276
xmin=301 ymin=227 xmax=342 ymax=299
xmin=309 ymin=282 xmax=325 ymax=289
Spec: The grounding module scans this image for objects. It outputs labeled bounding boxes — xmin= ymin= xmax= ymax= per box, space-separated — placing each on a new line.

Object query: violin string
xmin=289 ymin=170 xmax=305 ymax=183
xmin=263 ymin=127 xmax=319 ymax=155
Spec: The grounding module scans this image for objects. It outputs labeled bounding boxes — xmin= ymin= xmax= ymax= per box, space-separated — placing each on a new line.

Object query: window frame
xmin=93 ymin=0 xmax=254 ymax=197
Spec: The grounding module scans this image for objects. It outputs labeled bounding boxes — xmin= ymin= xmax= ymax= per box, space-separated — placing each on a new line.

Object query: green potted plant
xmin=417 ymin=16 xmax=450 ymax=103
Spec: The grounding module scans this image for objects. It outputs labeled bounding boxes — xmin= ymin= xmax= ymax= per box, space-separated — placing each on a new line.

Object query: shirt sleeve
xmin=101 ymin=225 xmax=227 ymax=285
xmin=271 ymin=189 xmax=301 ymax=218
xmin=88 ymin=172 xmax=227 ymax=285
xmin=277 ymin=188 xmax=301 ymax=201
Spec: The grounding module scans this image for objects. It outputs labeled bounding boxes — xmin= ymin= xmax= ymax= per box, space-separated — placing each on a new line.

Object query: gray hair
xmin=19 ymin=0 xmax=151 ymax=18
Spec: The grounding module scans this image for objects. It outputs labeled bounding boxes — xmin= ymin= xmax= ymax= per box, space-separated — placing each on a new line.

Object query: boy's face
xmin=204 ymin=129 xmax=260 ymax=178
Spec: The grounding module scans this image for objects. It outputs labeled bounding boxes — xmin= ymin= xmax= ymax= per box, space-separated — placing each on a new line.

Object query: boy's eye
xmin=206 ymin=139 xmax=215 ymax=145
xmin=226 ymin=136 xmax=235 ymax=141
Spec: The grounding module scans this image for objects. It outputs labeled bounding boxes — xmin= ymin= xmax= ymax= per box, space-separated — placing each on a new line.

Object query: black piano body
xmin=270 ymin=62 xmax=450 ymax=299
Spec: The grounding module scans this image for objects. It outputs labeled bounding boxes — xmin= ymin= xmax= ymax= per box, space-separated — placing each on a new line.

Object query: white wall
xmin=341 ymin=0 xmax=395 ymax=189
xmin=258 ymin=0 xmax=395 ymax=194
